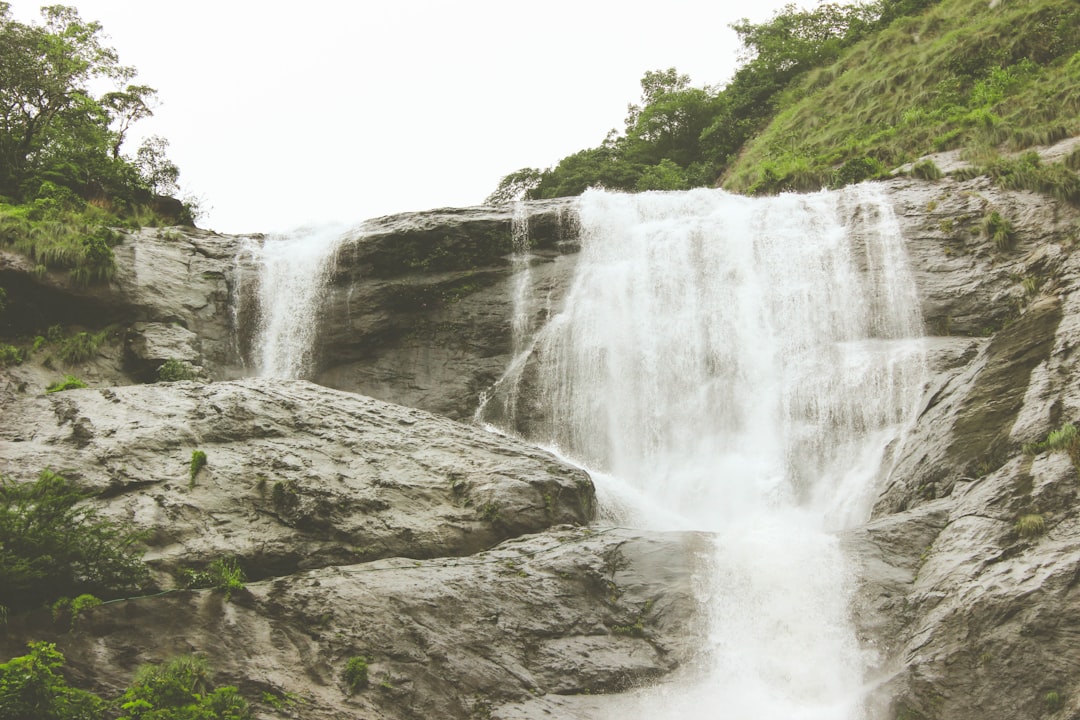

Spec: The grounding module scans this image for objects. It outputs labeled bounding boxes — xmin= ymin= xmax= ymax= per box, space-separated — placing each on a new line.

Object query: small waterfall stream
xmin=484 ymin=185 xmax=926 ymax=719
xmin=239 ymin=225 xmax=346 ymax=379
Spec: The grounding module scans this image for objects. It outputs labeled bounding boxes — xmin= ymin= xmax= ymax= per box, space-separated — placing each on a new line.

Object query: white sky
xmin=12 ymin=1 xmax=810 ymax=234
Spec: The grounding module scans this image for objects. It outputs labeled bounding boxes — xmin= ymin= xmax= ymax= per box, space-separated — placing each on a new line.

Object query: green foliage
xmin=911 ymin=159 xmax=944 ymax=180
xmin=0 ymin=469 xmax=149 ymax=611
xmin=157 ymin=359 xmax=197 ymax=382
xmin=45 ymin=374 xmax=87 ymax=393
xmin=178 ymin=557 xmax=247 ymax=601
xmin=116 ymin=655 xmax=251 ymax=720
xmin=0 ymin=5 xmax=183 ymax=212
xmin=190 ymin=450 xmax=207 ymax=483
xmin=0 ymin=343 xmax=22 ymax=367
xmin=1045 ymin=690 xmax=1063 ymax=711
xmin=57 ymin=330 xmax=106 ymax=364
xmin=343 ymin=656 xmax=369 ymax=693
xmin=1014 ymin=513 xmax=1046 ymax=538
xmin=50 ymin=593 xmax=101 ymax=630
xmin=0 ymin=641 xmax=105 ymax=720
xmin=727 ymin=0 xmax=1080 ymax=193
xmin=980 ymin=210 xmax=1015 ymax=251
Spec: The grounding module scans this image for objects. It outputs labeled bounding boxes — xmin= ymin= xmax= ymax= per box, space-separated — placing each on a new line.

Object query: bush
xmin=0 ymin=344 xmax=22 ymax=367
xmin=1014 ymin=513 xmax=1046 ymax=538
xmin=343 ymin=656 xmax=369 ymax=693
xmin=45 ymin=374 xmax=87 ymax=393
xmin=117 ymin=655 xmax=251 ymax=720
xmin=157 ymin=359 xmax=197 ymax=382
xmin=911 ymin=159 xmax=944 ymax=180
xmin=0 ymin=470 xmax=149 ymax=610
xmin=57 ymin=331 xmax=104 ymax=364
xmin=980 ymin=210 xmax=1016 ymax=251
xmin=180 ymin=557 xmax=246 ymax=602
xmin=0 ymin=642 xmax=106 ymax=720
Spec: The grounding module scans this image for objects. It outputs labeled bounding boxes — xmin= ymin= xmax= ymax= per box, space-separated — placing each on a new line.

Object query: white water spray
xmin=489 ymin=186 xmax=926 ymax=719
xmin=243 ymin=225 xmax=345 ymax=379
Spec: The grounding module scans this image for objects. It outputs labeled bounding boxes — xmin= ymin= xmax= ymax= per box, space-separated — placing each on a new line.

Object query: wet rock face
xmin=0 ymin=379 xmax=594 ymax=577
xmin=0 ymin=528 xmax=706 ymax=720
xmin=847 ymin=176 xmax=1080 ymax=720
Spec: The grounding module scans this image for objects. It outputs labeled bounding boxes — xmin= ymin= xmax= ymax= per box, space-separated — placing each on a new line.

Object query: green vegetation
xmin=1045 ymin=690 xmax=1063 ymax=711
xmin=157 ymin=358 xmax=197 ymax=382
xmin=0 ymin=5 xmax=197 ymax=286
xmin=178 ymin=557 xmax=247 ymax=602
xmin=56 ymin=330 xmax=106 ymax=364
xmin=980 ymin=209 xmax=1015 ymax=251
xmin=489 ymin=0 xmax=1080 ymax=202
xmin=0 ymin=642 xmax=106 ymax=719
xmin=190 ymin=449 xmax=207 ymax=484
xmin=0 ymin=470 xmax=149 ymax=612
xmin=1023 ymin=422 xmax=1080 ymax=468
xmin=1014 ymin=513 xmax=1046 ymax=538
xmin=117 ymin=655 xmax=251 ymax=720
xmin=0 ymin=645 xmax=251 ymax=720
xmin=0 ymin=343 xmax=22 ymax=367
xmin=343 ymin=656 xmax=369 ymax=693
xmin=44 ymin=374 xmax=87 ymax=393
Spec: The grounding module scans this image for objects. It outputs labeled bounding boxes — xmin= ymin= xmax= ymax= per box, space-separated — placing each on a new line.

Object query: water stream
xmin=483 ymin=185 xmax=926 ymax=719
xmin=243 ymin=186 xmax=926 ymax=718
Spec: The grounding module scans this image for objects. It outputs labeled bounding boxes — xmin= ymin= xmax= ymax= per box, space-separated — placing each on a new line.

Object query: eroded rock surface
xmin=0 ymin=379 xmax=594 ymax=578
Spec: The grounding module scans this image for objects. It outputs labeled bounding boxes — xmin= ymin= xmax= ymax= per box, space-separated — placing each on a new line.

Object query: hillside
xmin=490 ymin=0 xmax=1080 ymax=204
xmin=725 ymin=0 xmax=1080 ymax=194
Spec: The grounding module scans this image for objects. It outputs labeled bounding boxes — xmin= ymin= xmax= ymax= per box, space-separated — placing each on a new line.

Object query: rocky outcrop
xmin=4 ymin=162 xmax=1080 ymax=719
xmin=843 ymin=175 xmax=1080 ymax=719
xmin=0 ymin=379 xmax=594 ymax=577
xmin=0 ymin=378 xmax=708 ymax=719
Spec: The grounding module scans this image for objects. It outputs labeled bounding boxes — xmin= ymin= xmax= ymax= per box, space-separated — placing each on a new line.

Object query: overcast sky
xmin=13 ymin=1 xmax=811 ymax=234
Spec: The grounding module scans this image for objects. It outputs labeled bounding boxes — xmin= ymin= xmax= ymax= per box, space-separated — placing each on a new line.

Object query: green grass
xmin=1014 ymin=513 xmax=1046 ymax=538
xmin=45 ymin=374 xmax=87 ymax=393
xmin=726 ymin=0 xmax=1080 ymax=195
xmin=0 ymin=203 xmax=123 ymax=286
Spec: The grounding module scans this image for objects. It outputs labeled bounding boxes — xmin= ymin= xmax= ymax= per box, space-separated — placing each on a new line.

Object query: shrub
xmin=0 ymin=343 xmax=22 ymax=367
xmin=57 ymin=330 xmax=105 ymax=364
xmin=190 ymin=450 xmax=207 ymax=484
xmin=179 ymin=557 xmax=246 ymax=602
xmin=45 ymin=374 xmax=87 ymax=393
xmin=1014 ymin=513 xmax=1046 ymax=538
xmin=117 ymin=655 xmax=251 ymax=720
xmin=0 ymin=470 xmax=149 ymax=610
xmin=911 ymin=159 xmax=944 ymax=180
xmin=157 ymin=359 xmax=197 ymax=382
xmin=0 ymin=642 xmax=106 ymax=719
xmin=343 ymin=656 xmax=369 ymax=693
xmin=980 ymin=210 xmax=1015 ymax=252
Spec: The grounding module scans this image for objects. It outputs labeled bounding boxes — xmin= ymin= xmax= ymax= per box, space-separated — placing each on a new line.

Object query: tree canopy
xmin=0 ymin=3 xmax=180 ymax=213
xmin=487 ymin=0 xmax=944 ymax=203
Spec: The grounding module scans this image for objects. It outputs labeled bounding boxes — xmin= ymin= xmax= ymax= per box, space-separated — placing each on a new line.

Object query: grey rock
xmin=0 ymin=379 xmax=594 ymax=578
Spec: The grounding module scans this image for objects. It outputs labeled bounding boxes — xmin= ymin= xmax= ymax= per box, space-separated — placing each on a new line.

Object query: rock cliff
xmin=2 ymin=163 xmax=1080 ymax=718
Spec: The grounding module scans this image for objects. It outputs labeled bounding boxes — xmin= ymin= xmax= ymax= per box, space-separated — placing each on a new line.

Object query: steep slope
xmin=725 ymin=0 xmax=1080 ymax=193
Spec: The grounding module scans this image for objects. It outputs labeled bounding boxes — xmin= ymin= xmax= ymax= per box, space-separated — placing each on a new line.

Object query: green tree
xmin=0 ymin=642 xmax=104 ymax=720
xmin=0 ymin=469 xmax=149 ymax=611
xmin=0 ymin=4 xmax=175 ymax=208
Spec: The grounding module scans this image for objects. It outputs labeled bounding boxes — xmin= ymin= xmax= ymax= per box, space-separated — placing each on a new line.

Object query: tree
xmin=0 ymin=4 xmax=174 ymax=207
xmin=0 ymin=469 xmax=149 ymax=611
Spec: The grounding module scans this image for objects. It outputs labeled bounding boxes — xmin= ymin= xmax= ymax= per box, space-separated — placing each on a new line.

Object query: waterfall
xmin=488 ymin=185 xmax=926 ymax=719
xmin=240 ymin=225 xmax=346 ymax=379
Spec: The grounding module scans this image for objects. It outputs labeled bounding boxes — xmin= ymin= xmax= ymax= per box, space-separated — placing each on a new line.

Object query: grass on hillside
xmin=724 ymin=0 xmax=1080 ymax=195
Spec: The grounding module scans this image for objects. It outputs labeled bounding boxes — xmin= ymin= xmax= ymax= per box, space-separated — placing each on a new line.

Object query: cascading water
xmin=485 ymin=185 xmax=926 ymax=719
xmin=240 ymin=225 xmax=346 ymax=379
